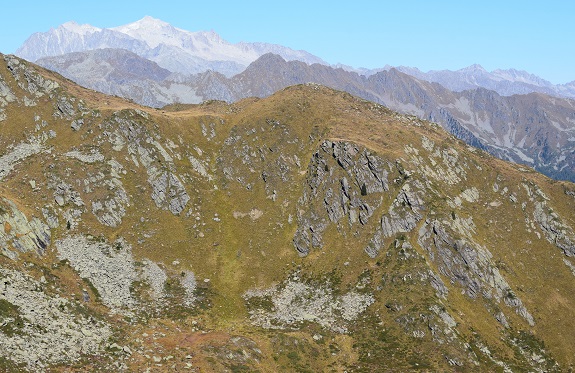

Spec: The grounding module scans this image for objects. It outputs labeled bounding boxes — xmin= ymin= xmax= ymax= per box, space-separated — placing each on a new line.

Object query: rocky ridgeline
xmin=2 ymin=54 xmax=91 ymax=125
xmin=0 ymin=55 xmax=572 ymax=370
xmin=294 ymin=140 xmax=390 ymax=255
xmin=3 ymin=55 xmax=60 ymax=107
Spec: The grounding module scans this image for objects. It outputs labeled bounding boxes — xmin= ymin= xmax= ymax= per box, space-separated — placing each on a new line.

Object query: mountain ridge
xmin=1 ymin=54 xmax=575 ymax=371
xmin=32 ymin=50 xmax=575 ymax=183
xmin=395 ymin=64 xmax=575 ymax=99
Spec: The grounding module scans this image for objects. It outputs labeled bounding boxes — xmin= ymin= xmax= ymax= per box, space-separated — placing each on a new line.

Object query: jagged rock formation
xmin=294 ymin=140 xmax=390 ymax=255
xmin=0 ymin=55 xmax=574 ymax=371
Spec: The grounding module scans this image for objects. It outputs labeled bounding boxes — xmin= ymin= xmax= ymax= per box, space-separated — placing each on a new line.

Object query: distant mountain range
xmin=394 ymin=64 xmax=575 ymax=99
xmin=17 ymin=16 xmax=575 ymax=99
xmin=16 ymin=16 xmax=326 ymax=77
xmin=14 ymin=17 xmax=575 ymax=183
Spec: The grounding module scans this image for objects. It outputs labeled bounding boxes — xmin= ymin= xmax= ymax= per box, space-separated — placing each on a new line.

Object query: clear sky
xmin=1 ymin=0 xmax=573 ymax=84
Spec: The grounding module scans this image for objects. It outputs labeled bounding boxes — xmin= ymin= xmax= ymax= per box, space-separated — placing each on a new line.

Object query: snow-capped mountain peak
xmin=110 ymin=16 xmax=190 ymax=48
xmin=118 ymin=15 xmax=171 ymax=30
xmin=16 ymin=17 xmax=326 ymax=77
xmin=59 ymin=21 xmax=101 ymax=36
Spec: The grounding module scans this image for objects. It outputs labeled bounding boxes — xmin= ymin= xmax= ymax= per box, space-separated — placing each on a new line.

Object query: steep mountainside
xmin=37 ymin=48 xmax=172 ymax=84
xmin=1 ymin=55 xmax=575 ymax=372
xmin=16 ymin=16 xmax=325 ymax=77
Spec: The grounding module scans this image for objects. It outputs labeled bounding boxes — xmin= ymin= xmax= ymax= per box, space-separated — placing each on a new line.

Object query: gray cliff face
xmin=294 ymin=140 xmax=389 ymax=256
xmin=418 ymin=219 xmax=534 ymax=326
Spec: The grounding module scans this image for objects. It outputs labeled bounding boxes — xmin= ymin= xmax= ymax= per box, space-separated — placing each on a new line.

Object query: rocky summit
xmin=1 ymin=54 xmax=575 ymax=372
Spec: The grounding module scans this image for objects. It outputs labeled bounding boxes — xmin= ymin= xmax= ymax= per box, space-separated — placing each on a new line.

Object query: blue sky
xmin=1 ymin=0 xmax=573 ymax=84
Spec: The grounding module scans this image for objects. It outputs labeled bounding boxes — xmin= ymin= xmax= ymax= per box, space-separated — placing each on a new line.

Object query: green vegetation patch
xmin=0 ymin=299 xmax=26 ymax=337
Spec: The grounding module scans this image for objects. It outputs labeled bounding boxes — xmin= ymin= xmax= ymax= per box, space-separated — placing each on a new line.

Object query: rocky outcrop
xmin=147 ymin=168 xmax=190 ymax=215
xmin=0 ymin=75 xmax=16 ymax=121
xmin=4 ymin=55 xmax=60 ymax=101
xmin=0 ymin=198 xmax=50 ymax=259
xmin=294 ymin=140 xmax=389 ymax=255
xmin=109 ymin=111 xmax=190 ymax=215
xmin=86 ymin=160 xmax=130 ymax=228
xmin=364 ymin=182 xmax=426 ymax=258
xmin=0 ymin=141 xmax=44 ymax=181
xmin=65 ymin=149 xmax=104 ymax=163
xmin=142 ymin=259 xmax=167 ymax=301
xmin=51 ymin=179 xmax=84 ymax=208
xmin=533 ymin=201 xmax=575 ymax=257
xmin=418 ymin=220 xmax=534 ymax=326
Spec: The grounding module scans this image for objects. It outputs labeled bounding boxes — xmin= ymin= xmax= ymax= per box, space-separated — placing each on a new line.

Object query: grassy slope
xmin=1 ymin=58 xmax=575 ymax=371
